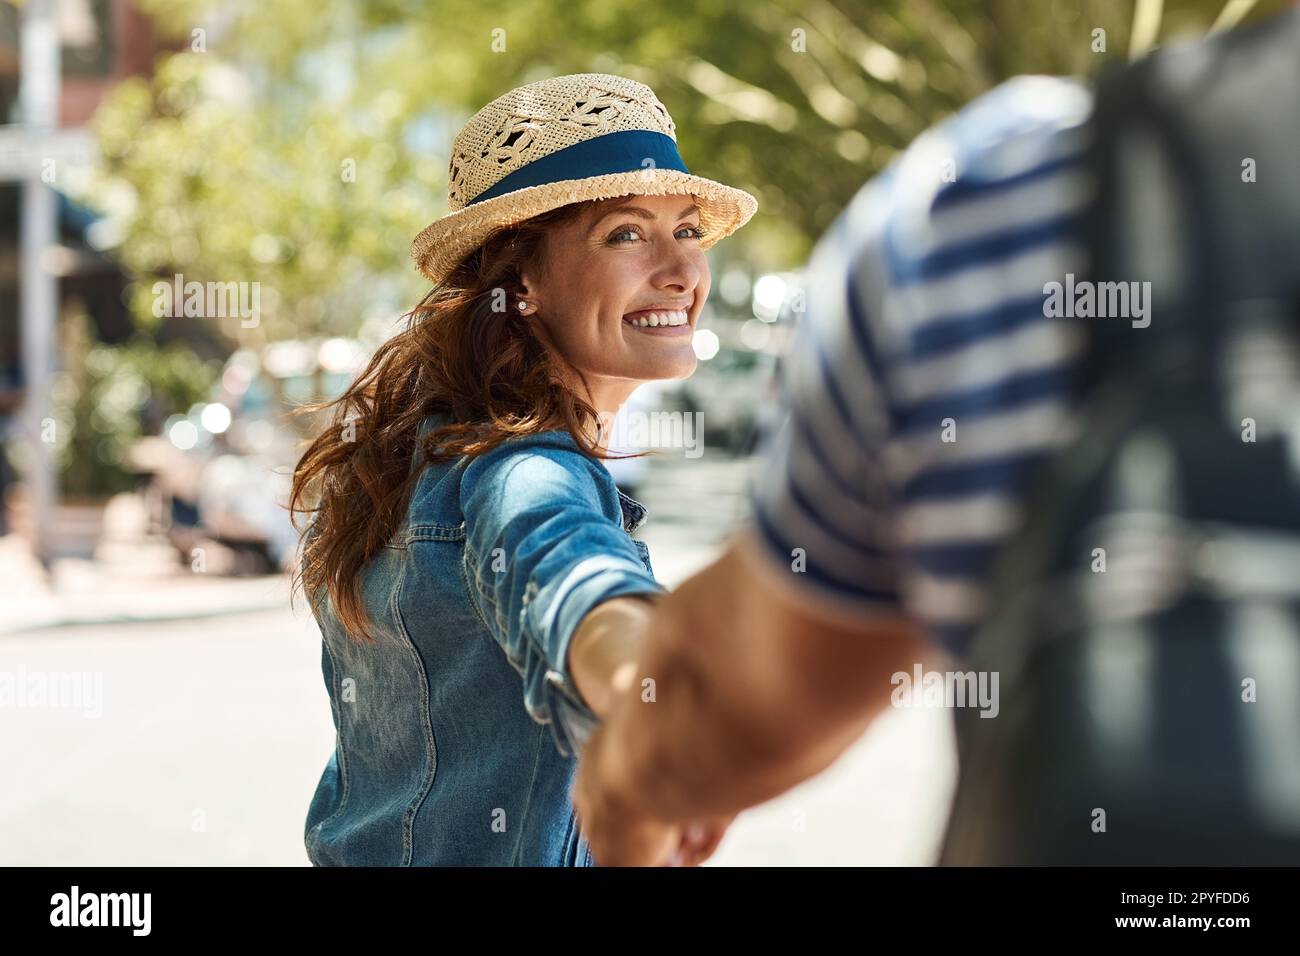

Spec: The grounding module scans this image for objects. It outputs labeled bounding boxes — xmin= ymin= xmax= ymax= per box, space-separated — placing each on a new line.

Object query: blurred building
xmin=0 ymin=0 xmax=176 ymax=360
xmin=0 ymin=0 xmax=160 ymax=124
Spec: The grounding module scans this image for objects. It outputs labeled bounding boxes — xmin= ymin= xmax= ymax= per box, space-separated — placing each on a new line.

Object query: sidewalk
xmin=0 ymin=493 xmax=294 ymax=636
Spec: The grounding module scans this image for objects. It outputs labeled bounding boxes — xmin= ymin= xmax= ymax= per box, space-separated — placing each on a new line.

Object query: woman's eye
xmin=607 ymin=224 xmax=704 ymax=245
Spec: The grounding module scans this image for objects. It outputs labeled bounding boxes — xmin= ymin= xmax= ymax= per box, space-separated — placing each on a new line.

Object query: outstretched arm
xmin=574 ymin=527 xmax=930 ymax=864
xmin=461 ymin=439 xmax=664 ymax=757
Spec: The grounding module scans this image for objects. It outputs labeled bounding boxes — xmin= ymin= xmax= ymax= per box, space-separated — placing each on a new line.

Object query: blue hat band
xmin=466 ymin=129 xmax=691 ymax=206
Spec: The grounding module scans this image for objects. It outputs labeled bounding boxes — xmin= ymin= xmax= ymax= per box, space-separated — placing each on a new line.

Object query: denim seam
xmin=391 ymin=561 xmax=438 ymax=867
xmin=464 ymin=539 xmax=512 ymax=639
xmin=406 ymin=521 xmax=466 ymax=543
xmin=560 ymin=804 xmax=576 ymax=863
xmin=508 ymin=722 xmax=548 ymax=866
xmin=461 ymin=541 xmax=504 ymax=646
xmin=462 ymin=541 xmax=527 ymax=676
xmin=633 ymin=539 xmax=654 ymax=574
xmin=307 ymin=625 xmax=352 ymax=858
xmin=462 ymin=542 xmax=553 ymax=727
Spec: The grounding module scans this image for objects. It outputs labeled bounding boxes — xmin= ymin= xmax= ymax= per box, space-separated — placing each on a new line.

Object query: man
xmin=573 ymin=73 xmax=1097 ymax=864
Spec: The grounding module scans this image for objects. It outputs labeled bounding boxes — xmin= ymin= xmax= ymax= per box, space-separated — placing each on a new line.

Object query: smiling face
xmin=519 ymin=193 xmax=711 ymax=412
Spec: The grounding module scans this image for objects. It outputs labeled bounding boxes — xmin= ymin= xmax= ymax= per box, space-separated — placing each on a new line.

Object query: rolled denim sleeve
xmin=460 ymin=437 xmax=664 ymax=757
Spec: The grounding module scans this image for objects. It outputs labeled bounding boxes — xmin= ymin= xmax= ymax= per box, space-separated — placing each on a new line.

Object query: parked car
xmin=128 ymin=337 xmax=366 ymax=574
xmin=677 ymin=344 xmax=779 ymax=454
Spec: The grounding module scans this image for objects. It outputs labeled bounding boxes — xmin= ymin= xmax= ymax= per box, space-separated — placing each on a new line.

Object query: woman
xmin=289 ymin=73 xmax=756 ymax=866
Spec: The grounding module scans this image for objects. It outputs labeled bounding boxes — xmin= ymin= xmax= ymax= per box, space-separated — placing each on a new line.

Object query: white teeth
xmin=624 ymin=309 xmax=688 ymax=328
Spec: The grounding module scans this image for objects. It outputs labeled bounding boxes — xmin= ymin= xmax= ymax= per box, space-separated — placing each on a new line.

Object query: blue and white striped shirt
xmin=750 ymin=76 xmax=1096 ymax=657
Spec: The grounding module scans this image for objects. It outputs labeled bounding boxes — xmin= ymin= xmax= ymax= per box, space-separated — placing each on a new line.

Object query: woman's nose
xmin=652 ymin=243 xmax=703 ymax=292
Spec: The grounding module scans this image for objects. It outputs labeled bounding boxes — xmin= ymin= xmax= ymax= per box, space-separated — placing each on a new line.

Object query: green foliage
xmin=90 ymin=0 xmax=1288 ymax=343
xmin=52 ymin=315 xmax=218 ymax=498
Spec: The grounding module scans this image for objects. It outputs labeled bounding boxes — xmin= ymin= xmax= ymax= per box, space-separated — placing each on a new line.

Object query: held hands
xmin=573 ymin=705 xmax=733 ymax=867
xmin=568 ymin=594 xmax=733 ymax=865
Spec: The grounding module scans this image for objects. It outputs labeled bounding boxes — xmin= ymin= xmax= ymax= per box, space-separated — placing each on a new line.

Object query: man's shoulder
xmin=937 ymin=76 xmax=1093 ymax=161
xmin=794 ymin=73 xmax=1095 ymax=377
xmin=819 ymin=76 xmax=1094 ymax=270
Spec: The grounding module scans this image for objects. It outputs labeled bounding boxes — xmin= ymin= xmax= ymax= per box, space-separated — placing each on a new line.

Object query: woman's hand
xmin=568 ymin=594 xmax=735 ymax=865
xmin=574 ymin=715 xmax=735 ymax=866
xmin=566 ymin=594 xmax=659 ymax=718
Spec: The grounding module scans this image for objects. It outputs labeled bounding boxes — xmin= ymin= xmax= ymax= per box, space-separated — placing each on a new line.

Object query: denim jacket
xmin=303 ymin=412 xmax=663 ymax=866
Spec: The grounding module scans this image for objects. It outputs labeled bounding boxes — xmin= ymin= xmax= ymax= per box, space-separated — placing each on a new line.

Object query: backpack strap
xmin=1081 ymin=56 xmax=1226 ymax=392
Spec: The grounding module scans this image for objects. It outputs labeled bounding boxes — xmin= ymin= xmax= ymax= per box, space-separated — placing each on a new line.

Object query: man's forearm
xmin=602 ymin=537 xmax=927 ymax=822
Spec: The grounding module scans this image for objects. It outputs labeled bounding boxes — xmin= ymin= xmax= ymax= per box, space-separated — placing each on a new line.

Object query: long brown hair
xmin=288 ymin=199 xmax=618 ymax=644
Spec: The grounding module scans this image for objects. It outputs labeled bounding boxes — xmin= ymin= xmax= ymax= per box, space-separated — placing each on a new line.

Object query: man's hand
xmin=572 ymin=531 xmax=928 ymax=862
xmin=574 ymin=715 xmax=733 ymax=866
xmin=569 ymin=595 xmax=731 ymax=865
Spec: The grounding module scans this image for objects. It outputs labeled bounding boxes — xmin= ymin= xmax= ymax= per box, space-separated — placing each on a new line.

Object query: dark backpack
xmin=938 ymin=11 xmax=1300 ymax=865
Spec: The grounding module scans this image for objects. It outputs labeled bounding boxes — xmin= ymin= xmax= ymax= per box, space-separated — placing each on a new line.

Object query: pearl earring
xmin=517 ymin=299 xmax=530 ymax=313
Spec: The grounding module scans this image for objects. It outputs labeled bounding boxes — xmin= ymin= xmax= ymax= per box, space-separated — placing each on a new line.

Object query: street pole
xmin=18 ymin=0 xmax=60 ymax=569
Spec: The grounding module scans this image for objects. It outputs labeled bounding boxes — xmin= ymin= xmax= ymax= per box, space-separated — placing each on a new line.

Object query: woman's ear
xmin=516 ymin=269 xmax=539 ymax=315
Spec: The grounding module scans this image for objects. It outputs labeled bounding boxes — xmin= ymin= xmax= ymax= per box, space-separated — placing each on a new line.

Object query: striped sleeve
xmin=747 ymin=176 xmax=906 ymax=614
xmin=749 ymin=76 xmax=1096 ymax=653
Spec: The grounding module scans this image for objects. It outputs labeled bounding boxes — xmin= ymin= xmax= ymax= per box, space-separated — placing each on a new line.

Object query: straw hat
xmin=410 ymin=73 xmax=758 ymax=285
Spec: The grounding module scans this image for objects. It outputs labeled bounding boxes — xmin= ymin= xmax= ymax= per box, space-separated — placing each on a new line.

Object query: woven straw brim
xmin=410 ymin=169 xmax=758 ymax=286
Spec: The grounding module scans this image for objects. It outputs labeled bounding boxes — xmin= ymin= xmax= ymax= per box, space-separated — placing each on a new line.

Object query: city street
xmin=1 ymin=0 xmax=1294 ymax=897
xmin=0 ymin=452 xmax=956 ymax=866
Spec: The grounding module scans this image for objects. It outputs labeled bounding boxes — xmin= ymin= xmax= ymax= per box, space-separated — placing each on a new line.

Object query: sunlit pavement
xmin=0 ymin=606 xmax=327 ymax=866
xmin=0 ymin=451 xmax=956 ymax=865
xmin=0 ymin=496 xmax=288 ymax=636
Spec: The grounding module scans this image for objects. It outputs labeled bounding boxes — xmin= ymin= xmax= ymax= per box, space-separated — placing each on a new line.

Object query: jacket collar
xmin=616 ymin=489 xmax=648 ymax=534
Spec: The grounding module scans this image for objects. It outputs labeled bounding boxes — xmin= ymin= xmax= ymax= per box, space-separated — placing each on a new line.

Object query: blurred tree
xmin=87 ymin=0 xmax=1287 ymax=345
xmin=51 ymin=313 xmax=218 ymax=499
